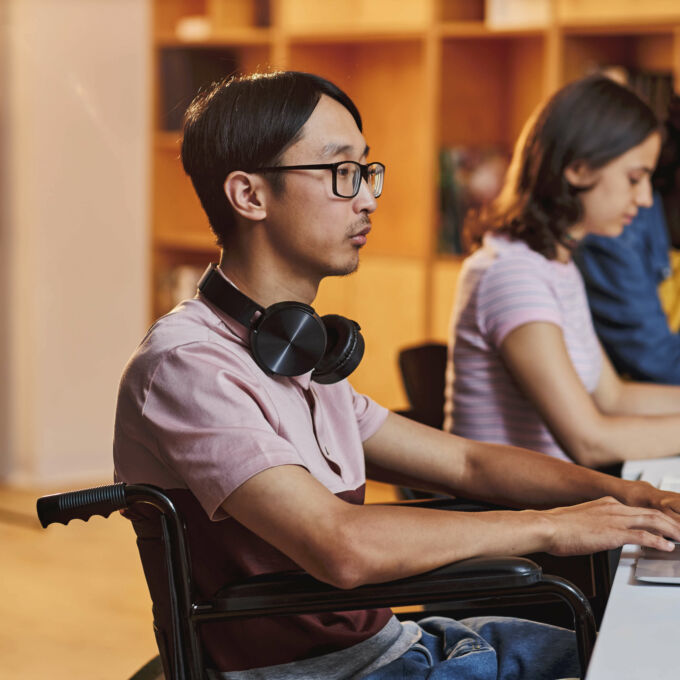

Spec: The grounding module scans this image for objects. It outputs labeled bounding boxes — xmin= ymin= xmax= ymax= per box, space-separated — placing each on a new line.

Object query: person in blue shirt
xmin=575 ymin=93 xmax=680 ymax=384
xmin=574 ymin=194 xmax=680 ymax=384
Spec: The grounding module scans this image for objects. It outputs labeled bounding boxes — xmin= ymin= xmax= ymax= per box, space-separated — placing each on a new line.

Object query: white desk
xmin=585 ymin=456 xmax=680 ymax=680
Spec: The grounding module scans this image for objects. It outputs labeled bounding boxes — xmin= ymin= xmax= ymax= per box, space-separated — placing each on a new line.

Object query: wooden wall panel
xmin=153 ymin=139 xmax=212 ymax=248
xmin=506 ymin=37 xmax=546 ymax=145
xmin=314 ymin=255 xmax=427 ymax=409
xmin=440 ymin=39 xmax=512 ymax=148
xmin=287 ymin=43 xmax=360 ymax=90
xmin=562 ymin=35 xmax=635 ymax=83
xmin=431 ymin=257 xmax=463 ymax=342
xmin=352 ymin=41 xmax=432 ymax=258
xmin=634 ymin=34 xmax=674 ymax=71
xmin=562 ymin=32 xmax=675 ymax=85
xmin=440 ymin=0 xmax=484 ymax=23
xmin=288 ymin=41 xmax=431 ymax=259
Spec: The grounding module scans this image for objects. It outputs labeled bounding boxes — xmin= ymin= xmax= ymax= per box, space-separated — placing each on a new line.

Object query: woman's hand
xmin=622 ymin=479 xmax=680 ymax=518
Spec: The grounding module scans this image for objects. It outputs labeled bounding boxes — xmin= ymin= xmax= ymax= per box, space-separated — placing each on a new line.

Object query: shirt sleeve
xmin=348 ymin=383 xmax=389 ymax=441
xmin=575 ymin=207 xmax=680 ymax=384
xmin=476 ymin=255 xmax=563 ymax=349
xmin=142 ymin=341 xmax=304 ymax=520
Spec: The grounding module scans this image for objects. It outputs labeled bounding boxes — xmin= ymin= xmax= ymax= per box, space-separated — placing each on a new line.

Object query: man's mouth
xmin=350 ymin=222 xmax=371 ymax=246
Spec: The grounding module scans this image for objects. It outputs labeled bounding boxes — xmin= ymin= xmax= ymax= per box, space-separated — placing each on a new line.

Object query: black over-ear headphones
xmin=198 ymin=264 xmax=364 ymax=384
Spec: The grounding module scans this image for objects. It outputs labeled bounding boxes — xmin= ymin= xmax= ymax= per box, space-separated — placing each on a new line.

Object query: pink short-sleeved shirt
xmin=444 ymin=234 xmax=603 ymax=461
xmin=113 ymin=282 xmax=390 ymax=672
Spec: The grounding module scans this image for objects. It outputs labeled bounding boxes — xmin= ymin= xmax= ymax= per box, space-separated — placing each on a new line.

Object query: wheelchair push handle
xmin=36 ymin=483 xmax=128 ymax=528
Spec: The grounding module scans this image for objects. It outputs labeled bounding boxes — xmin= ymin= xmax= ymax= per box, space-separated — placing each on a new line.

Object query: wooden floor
xmin=0 ymin=479 xmax=400 ymax=680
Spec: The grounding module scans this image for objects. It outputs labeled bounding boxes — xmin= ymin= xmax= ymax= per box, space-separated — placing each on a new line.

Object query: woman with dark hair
xmin=444 ymin=75 xmax=680 ymax=467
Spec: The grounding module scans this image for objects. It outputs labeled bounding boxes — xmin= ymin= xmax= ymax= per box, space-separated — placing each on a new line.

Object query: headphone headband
xmin=197 ymin=264 xmax=261 ymax=328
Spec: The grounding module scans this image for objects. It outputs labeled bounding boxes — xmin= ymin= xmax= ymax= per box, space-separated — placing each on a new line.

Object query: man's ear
xmin=223 ymin=171 xmax=267 ymax=221
xmin=564 ymin=161 xmax=598 ymax=188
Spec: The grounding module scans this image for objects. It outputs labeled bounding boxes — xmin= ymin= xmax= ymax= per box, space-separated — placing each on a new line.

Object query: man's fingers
xmin=627 ymin=529 xmax=676 ymax=552
xmin=635 ymin=510 xmax=680 ymax=540
xmin=617 ymin=507 xmax=680 ymax=548
xmin=548 ymin=499 xmax=680 ymax=555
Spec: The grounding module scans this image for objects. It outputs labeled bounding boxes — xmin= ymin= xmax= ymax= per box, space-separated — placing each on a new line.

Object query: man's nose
xmin=354 ymin=178 xmax=378 ymax=214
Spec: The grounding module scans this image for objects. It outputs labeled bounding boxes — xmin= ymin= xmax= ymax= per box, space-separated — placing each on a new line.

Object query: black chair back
xmin=398 ymin=342 xmax=447 ymax=428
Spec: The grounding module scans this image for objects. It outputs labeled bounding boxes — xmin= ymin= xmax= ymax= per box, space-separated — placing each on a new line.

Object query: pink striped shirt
xmin=444 ymin=234 xmax=603 ymax=462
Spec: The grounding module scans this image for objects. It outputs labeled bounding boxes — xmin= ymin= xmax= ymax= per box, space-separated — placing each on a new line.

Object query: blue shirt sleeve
xmin=574 ymin=196 xmax=680 ymax=384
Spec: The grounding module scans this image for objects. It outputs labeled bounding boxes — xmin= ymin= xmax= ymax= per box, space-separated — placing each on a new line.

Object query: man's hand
xmin=543 ymin=496 xmax=680 ymax=557
xmin=618 ymin=480 xmax=680 ymax=519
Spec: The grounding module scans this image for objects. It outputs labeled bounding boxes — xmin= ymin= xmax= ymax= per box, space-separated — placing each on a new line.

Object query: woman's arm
xmin=594 ymin=349 xmax=680 ymax=415
xmin=499 ymin=321 xmax=680 ymax=466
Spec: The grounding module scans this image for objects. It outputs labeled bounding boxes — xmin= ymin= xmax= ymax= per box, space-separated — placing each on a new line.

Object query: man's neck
xmin=218 ymin=251 xmax=320 ymax=308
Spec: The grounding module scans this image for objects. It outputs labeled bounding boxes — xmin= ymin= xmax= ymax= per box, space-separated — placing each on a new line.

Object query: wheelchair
xmin=37 ymin=483 xmax=597 ymax=680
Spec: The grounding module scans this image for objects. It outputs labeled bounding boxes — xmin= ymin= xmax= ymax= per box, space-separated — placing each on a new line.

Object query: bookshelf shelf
xmin=150 ymin=0 xmax=680 ymax=409
xmin=285 ymin=30 xmax=426 ymax=44
xmin=438 ymin=22 xmax=545 ymax=38
xmin=560 ymin=23 xmax=676 ymax=36
xmin=155 ymin=28 xmax=273 ymax=47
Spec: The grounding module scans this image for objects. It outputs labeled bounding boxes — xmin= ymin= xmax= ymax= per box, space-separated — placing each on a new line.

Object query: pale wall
xmin=1 ymin=0 xmax=150 ymax=485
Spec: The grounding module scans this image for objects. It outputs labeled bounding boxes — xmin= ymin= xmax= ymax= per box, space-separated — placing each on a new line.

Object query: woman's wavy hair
xmin=464 ymin=75 xmax=660 ymax=259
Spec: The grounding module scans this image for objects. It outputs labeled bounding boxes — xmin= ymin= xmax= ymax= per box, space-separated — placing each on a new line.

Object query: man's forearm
xmin=460 ymin=437 xmax=634 ymax=509
xmin=364 ymin=412 xmax=649 ymax=511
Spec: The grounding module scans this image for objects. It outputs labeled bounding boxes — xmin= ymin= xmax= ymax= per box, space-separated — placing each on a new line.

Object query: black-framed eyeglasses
xmin=256 ymin=161 xmax=385 ymax=199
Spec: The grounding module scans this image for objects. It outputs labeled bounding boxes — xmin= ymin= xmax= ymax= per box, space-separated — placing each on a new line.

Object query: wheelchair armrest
xmin=199 ymin=556 xmax=542 ymax=620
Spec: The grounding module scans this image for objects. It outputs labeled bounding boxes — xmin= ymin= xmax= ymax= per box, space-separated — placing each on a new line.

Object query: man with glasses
xmin=114 ymin=71 xmax=680 ymax=679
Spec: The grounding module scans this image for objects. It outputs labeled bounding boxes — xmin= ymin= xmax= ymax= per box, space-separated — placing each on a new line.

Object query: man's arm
xmin=223 ymin=415 xmax=680 ymax=590
xmin=364 ymin=411 xmax=680 ymax=510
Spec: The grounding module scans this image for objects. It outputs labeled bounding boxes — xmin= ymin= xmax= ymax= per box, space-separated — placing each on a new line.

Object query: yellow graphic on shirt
xmin=659 ymin=250 xmax=680 ymax=333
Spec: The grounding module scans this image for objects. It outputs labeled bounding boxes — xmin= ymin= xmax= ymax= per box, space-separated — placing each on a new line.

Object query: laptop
xmin=634 ymin=475 xmax=680 ymax=584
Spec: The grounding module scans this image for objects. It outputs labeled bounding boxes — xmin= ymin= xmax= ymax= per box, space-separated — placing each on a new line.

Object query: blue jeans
xmin=362 ymin=616 xmax=580 ymax=680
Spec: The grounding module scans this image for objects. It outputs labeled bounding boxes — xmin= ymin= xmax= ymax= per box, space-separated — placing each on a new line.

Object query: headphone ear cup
xmin=312 ymin=314 xmax=365 ymax=384
xmin=251 ymin=302 xmax=328 ymax=376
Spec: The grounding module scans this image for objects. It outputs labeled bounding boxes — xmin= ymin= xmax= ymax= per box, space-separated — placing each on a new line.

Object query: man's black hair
xmin=181 ymin=71 xmax=362 ymax=246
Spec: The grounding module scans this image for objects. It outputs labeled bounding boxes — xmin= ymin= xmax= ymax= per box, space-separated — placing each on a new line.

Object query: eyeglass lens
xmin=336 ymin=162 xmax=383 ymax=198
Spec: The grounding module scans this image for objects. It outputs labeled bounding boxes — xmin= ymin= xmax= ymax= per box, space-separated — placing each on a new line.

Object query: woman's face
xmin=566 ymin=131 xmax=662 ymax=238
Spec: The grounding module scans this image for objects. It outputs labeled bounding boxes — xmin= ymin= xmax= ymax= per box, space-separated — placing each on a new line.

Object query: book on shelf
xmin=438 ymin=146 xmax=509 ymax=255
xmin=484 ymin=0 xmax=550 ymax=29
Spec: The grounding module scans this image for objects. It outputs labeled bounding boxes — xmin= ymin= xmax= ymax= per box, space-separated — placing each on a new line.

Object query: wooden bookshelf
xmin=150 ymin=0 xmax=680 ymax=409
